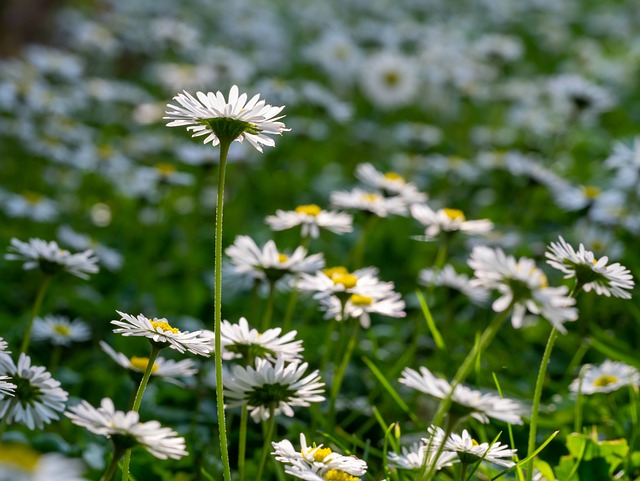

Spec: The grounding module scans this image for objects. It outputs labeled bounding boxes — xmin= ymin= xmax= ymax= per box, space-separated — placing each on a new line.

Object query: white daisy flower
xmin=218 ymin=317 xmax=303 ymax=363
xmin=225 ymin=235 xmax=325 ymax=285
xmin=0 ymin=443 xmax=87 ymax=481
xmin=319 ymin=292 xmax=406 ymax=328
xmin=2 ymin=190 xmax=59 ymax=222
xmin=0 ymin=353 xmax=68 ymax=430
xmin=468 ymin=246 xmax=578 ymax=332
xmin=411 ymin=204 xmax=493 ymax=239
xmin=57 ymin=225 xmax=123 ymax=271
xmin=419 ymin=265 xmax=489 ymax=304
xmin=399 ymin=366 xmax=523 ymax=425
xmin=427 ymin=426 xmax=516 ymax=468
xmin=31 ymin=315 xmax=91 ymax=346
xmin=5 ymin=238 xmax=99 ymax=280
xmin=224 ymin=358 xmax=325 ymax=423
xmin=265 ymin=204 xmax=353 ymax=238
xmin=388 ymin=441 xmax=458 ymax=471
xmin=605 ymin=137 xmax=640 ymax=190
xmin=272 ymin=433 xmax=367 ymax=480
xmin=164 ymin=85 xmax=289 ymax=152
xmin=111 ymin=311 xmax=213 ymax=357
xmin=65 ymin=398 xmax=187 ymax=460
xmin=359 ymin=51 xmax=420 ymax=110
xmin=330 ymin=188 xmax=407 ymax=217
xmin=355 ymin=163 xmax=427 ymax=204
xmin=297 ymin=266 xmax=395 ymax=301
xmin=547 ymin=74 xmax=614 ymax=122
xmin=570 ymin=360 xmax=639 ymax=394
xmin=0 ymin=375 xmax=16 ymax=399
xmin=99 ymin=341 xmax=198 ymax=381
xmin=546 ymin=236 xmax=634 ymax=299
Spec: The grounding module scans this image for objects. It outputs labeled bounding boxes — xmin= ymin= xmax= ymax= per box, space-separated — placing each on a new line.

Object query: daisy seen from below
xmin=218 ymin=317 xmax=303 ymax=364
xmin=355 ymin=163 xmax=427 ymax=204
xmin=319 ymin=291 xmax=406 ymax=328
xmin=419 ymin=264 xmax=489 ymax=304
xmin=31 ymin=315 xmax=91 ymax=346
xmin=388 ymin=440 xmax=458 ymax=471
xmin=545 ymin=236 xmax=634 ymax=299
xmin=411 ymin=203 xmax=493 ymax=239
xmin=426 ymin=426 xmax=517 ymax=468
xmin=265 ymin=204 xmax=353 ymax=239
xmin=0 ymin=338 xmax=15 ymax=398
xmin=0 ymin=353 xmax=68 ymax=430
xmin=5 ymin=237 xmax=99 ymax=279
xmin=66 ymin=398 xmax=187 ymax=469
xmin=399 ymin=366 xmax=523 ymax=425
xmin=164 ymin=84 xmax=289 ymax=152
xmin=99 ymin=341 xmax=198 ymax=382
xmin=0 ymin=443 xmax=87 ymax=481
xmin=224 ymin=357 xmax=325 ymax=422
xmin=330 ymin=187 xmax=407 ymax=217
xmin=468 ymin=245 xmax=578 ymax=332
xmin=111 ymin=310 xmax=213 ymax=356
xmin=225 ymin=235 xmax=325 ymax=286
xmin=570 ymin=360 xmax=640 ymax=394
xmin=272 ymin=433 xmax=367 ymax=481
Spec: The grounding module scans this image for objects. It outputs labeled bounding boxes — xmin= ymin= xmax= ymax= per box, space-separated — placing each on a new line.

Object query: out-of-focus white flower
xmin=57 ymin=225 xmax=123 ymax=271
xmin=419 ymin=265 xmax=489 ymax=304
xmin=355 ymin=163 xmax=427 ymax=204
xmin=411 ymin=204 xmax=493 ymax=239
xmin=570 ymin=360 xmax=639 ymax=394
xmin=297 ymin=266 xmax=394 ymax=300
xmin=359 ymin=51 xmax=420 ymax=110
xmin=388 ymin=441 xmax=458 ymax=471
xmin=319 ymin=292 xmax=406 ymax=328
xmin=32 ymin=315 xmax=91 ymax=346
xmin=330 ymin=188 xmax=407 ymax=217
xmin=0 ymin=443 xmax=87 ymax=481
xmin=547 ymin=73 xmax=614 ymax=122
xmin=265 ymin=205 xmax=353 ymax=238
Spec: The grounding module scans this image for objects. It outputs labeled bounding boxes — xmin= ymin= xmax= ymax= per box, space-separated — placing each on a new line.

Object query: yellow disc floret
xmin=384 ymin=172 xmax=405 ymax=182
xmin=130 ymin=356 xmax=159 ymax=373
xmin=350 ymin=294 xmax=373 ymax=306
xmin=278 ymin=253 xmax=289 ymax=263
xmin=295 ymin=204 xmax=322 ymax=217
xmin=323 ymin=266 xmax=349 ymax=278
xmin=53 ymin=324 xmax=71 ymax=336
xmin=23 ymin=191 xmax=43 ymax=204
xmin=332 ymin=274 xmax=358 ymax=289
xmin=151 ymin=320 xmax=179 ymax=334
xmin=442 ymin=208 xmax=466 ymax=222
xmin=583 ymin=185 xmax=601 ymax=199
xmin=361 ymin=193 xmax=380 ymax=202
xmin=0 ymin=444 xmax=40 ymax=472
xmin=155 ymin=162 xmax=177 ymax=176
xmin=325 ymin=470 xmax=359 ymax=481
xmin=594 ymin=375 xmax=618 ymax=387
xmin=311 ymin=447 xmax=333 ymax=462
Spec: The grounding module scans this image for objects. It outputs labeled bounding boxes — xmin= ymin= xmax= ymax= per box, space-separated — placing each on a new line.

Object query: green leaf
xmin=415 ymin=290 xmax=445 ymax=350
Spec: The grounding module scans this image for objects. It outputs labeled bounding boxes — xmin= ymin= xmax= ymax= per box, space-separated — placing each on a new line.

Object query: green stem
xmin=238 ymin=405 xmax=249 ymax=481
xmin=214 ymin=139 xmax=232 ymax=481
xmin=262 ymin=279 xmax=276 ymax=331
xmin=0 ymin=397 xmax=18 ymax=439
xmin=281 ymin=287 xmax=299 ymax=333
xmin=459 ymin=462 xmax=469 ymax=481
xmin=351 ymin=214 xmax=377 ymax=268
xmin=48 ymin=344 xmax=63 ymax=373
xmin=526 ymin=327 xmax=558 ymax=481
xmin=120 ymin=450 xmax=132 ymax=481
xmin=328 ymin=320 xmax=360 ymax=429
xmin=255 ymin=409 xmax=277 ymax=481
xmin=20 ymin=274 xmax=52 ymax=354
xmin=100 ymin=445 xmax=126 ymax=481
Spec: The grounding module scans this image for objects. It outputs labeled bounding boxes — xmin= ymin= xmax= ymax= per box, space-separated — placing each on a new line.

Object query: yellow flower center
xmin=130 ymin=356 xmax=159 ymax=373
xmin=23 ymin=191 xmax=43 ymax=204
xmin=155 ymin=162 xmax=177 ymax=176
xmin=0 ymin=444 xmax=40 ymax=472
xmin=384 ymin=71 xmax=400 ymax=87
xmin=471 ymin=438 xmax=480 ymax=447
xmin=150 ymin=320 xmax=179 ymax=334
xmin=278 ymin=253 xmax=289 ymax=263
xmin=332 ymin=274 xmax=358 ymax=289
xmin=594 ymin=375 xmax=618 ymax=387
xmin=326 ymin=470 xmax=359 ymax=481
xmin=295 ymin=204 xmax=322 ymax=216
xmin=442 ymin=208 xmax=466 ymax=221
xmin=323 ymin=266 xmax=349 ymax=278
xmin=539 ymin=272 xmax=549 ymax=288
xmin=583 ymin=185 xmax=601 ymax=199
xmin=361 ymin=193 xmax=380 ymax=202
xmin=53 ymin=324 xmax=71 ymax=336
xmin=311 ymin=447 xmax=333 ymax=462
xmin=350 ymin=294 xmax=373 ymax=306
xmin=384 ymin=172 xmax=405 ymax=182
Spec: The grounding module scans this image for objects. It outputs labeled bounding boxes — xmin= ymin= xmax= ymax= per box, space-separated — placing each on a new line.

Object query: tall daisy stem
xmin=262 ymin=279 xmax=276 ymax=330
xmin=214 ymin=139 xmax=232 ymax=481
xmin=525 ymin=327 xmax=558 ymax=481
xmin=238 ymin=405 xmax=249 ymax=481
xmin=20 ymin=274 xmax=52 ymax=354
xmin=328 ymin=320 xmax=360 ymax=429
xmin=100 ymin=445 xmax=126 ymax=481
xmin=255 ymin=409 xmax=277 ymax=481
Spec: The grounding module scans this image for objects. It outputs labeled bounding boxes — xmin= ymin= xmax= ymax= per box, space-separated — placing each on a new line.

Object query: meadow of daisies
xmin=1 ymin=0 xmax=640 ymax=480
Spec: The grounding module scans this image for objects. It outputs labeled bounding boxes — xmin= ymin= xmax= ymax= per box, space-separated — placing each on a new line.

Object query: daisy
xmin=219 ymin=317 xmax=303 ymax=363
xmin=2 ymin=190 xmax=59 ymax=222
xmin=111 ymin=310 xmax=213 ymax=357
xmin=164 ymin=85 xmax=289 ymax=152
xmin=545 ymin=236 xmax=634 ymax=299
xmin=0 ymin=443 xmax=87 ymax=481
xmin=570 ymin=360 xmax=639 ymax=394
xmin=0 ymin=353 xmax=68 ymax=430
xmin=605 ymin=137 xmax=640 ymax=190
xmin=319 ymin=291 xmax=406 ymax=328
xmin=547 ymin=73 xmax=614 ymax=122
xmin=388 ymin=441 xmax=458 ymax=471
xmin=355 ymin=163 xmax=427 ymax=204
xmin=297 ymin=266 xmax=395 ymax=301
xmin=330 ymin=187 xmax=407 ymax=217
xmin=57 ymin=225 xmax=123 ymax=271
xmin=65 ymin=398 xmax=187 ymax=460
xmin=273 ymin=433 xmax=367 ymax=480
xmin=399 ymin=366 xmax=523 ymax=425
xmin=419 ymin=265 xmax=489 ymax=304
xmin=359 ymin=51 xmax=420 ymax=110
xmin=468 ymin=246 xmax=578 ymax=332
xmin=0 ymin=374 xmax=16 ymax=399
xmin=225 ymin=235 xmax=325 ymax=284
xmin=5 ymin=238 xmax=99 ymax=280
xmin=99 ymin=341 xmax=198 ymax=382
xmin=224 ymin=358 xmax=325 ymax=422
xmin=411 ymin=204 xmax=493 ymax=239
xmin=265 ymin=205 xmax=353 ymax=239
xmin=427 ymin=426 xmax=516 ymax=468
xmin=31 ymin=315 xmax=91 ymax=346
